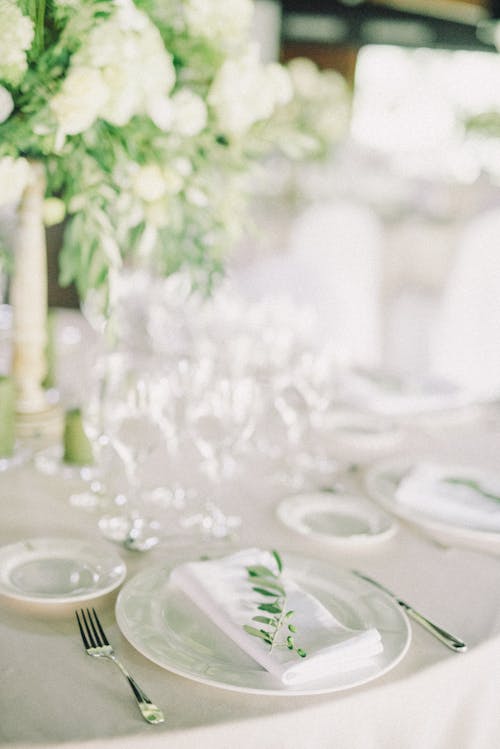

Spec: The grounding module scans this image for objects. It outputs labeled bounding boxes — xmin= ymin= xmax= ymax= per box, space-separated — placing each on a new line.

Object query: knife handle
xmin=400 ymin=602 xmax=467 ymax=652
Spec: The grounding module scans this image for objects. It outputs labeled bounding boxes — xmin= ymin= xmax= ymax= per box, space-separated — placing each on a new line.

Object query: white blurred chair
xmin=232 ymin=200 xmax=383 ymax=367
xmin=430 ymin=208 xmax=500 ymax=395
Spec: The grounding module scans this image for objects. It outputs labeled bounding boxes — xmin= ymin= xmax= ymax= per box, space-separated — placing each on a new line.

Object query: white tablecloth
xmin=2 ymin=416 xmax=500 ymax=749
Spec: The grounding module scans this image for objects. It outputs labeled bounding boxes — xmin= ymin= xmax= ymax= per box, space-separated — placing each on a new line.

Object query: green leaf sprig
xmin=243 ymin=550 xmax=307 ymax=659
xmin=443 ymin=476 xmax=500 ymax=503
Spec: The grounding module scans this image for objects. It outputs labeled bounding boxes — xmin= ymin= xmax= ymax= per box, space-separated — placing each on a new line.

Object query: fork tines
xmin=76 ymin=608 xmax=109 ymax=650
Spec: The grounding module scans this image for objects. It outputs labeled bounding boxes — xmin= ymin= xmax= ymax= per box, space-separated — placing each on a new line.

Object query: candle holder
xmin=10 ymin=163 xmax=62 ymax=439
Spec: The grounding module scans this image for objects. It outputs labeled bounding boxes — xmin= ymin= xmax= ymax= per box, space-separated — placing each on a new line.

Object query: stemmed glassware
xmin=186 ymin=374 xmax=261 ymax=539
xmin=73 ymin=271 xmax=352 ymax=545
xmin=287 ymin=347 xmax=341 ymax=485
xmin=95 ymin=352 xmax=169 ymax=550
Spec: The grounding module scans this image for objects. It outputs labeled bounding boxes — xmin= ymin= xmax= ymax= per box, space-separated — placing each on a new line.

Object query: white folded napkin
xmin=170 ymin=548 xmax=383 ymax=686
xmin=396 ymin=462 xmax=500 ymax=531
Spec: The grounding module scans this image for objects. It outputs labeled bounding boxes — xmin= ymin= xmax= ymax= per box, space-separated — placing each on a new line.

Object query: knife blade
xmin=353 ymin=570 xmax=467 ymax=653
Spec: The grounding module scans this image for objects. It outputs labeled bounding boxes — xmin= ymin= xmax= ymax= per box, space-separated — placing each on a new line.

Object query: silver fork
xmin=76 ymin=608 xmax=165 ymax=724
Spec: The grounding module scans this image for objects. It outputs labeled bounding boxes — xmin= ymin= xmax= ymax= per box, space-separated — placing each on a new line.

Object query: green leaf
xmin=252 ymin=579 xmax=286 ymax=596
xmin=272 ymin=550 xmax=283 ymax=574
xmin=252 ymin=615 xmax=274 ymax=625
xmin=443 ymin=477 xmax=500 ymax=503
xmin=243 ymin=552 xmax=307 ymax=659
xmin=258 ymin=603 xmax=282 ymax=614
xmin=243 ymin=625 xmax=272 ymax=643
xmin=247 ymin=565 xmax=276 ymax=579
xmin=253 ymin=586 xmax=280 ymax=598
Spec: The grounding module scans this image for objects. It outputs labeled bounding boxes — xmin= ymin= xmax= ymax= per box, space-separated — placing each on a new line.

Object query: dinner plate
xmin=276 ymin=493 xmax=397 ymax=548
xmin=115 ymin=553 xmax=411 ymax=696
xmin=339 ymin=367 xmax=498 ymax=421
xmin=324 ymin=410 xmax=405 ymax=463
xmin=0 ymin=538 xmax=127 ymax=604
xmin=364 ymin=457 xmax=500 ymax=555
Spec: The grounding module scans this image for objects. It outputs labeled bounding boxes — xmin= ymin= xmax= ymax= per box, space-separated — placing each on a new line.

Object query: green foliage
xmin=243 ymin=551 xmax=307 ymax=659
xmin=443 ymin=476 xmax=500 ymax=503
xmin=0 ymin=0 xmax=266 ymax=301
xmin=0 ymin=2 xmax=350 ymax=304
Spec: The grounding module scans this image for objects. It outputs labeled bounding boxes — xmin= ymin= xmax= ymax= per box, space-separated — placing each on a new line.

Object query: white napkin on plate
xmin=169 ymin=548 xmax=383 ymax=686
xmin=395 ymin=462 xmax=500 ymax=531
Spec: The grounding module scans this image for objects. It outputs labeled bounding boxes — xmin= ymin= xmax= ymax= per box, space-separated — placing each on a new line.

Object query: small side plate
xmin=0 ymin=538 xmax=126 ymax=604
xmin=277 ymin=492 xmax=397 ymax=548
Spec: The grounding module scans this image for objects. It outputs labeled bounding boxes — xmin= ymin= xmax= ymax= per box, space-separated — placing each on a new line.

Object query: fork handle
xmin=110 ymin=656 xmax=165 ymax=724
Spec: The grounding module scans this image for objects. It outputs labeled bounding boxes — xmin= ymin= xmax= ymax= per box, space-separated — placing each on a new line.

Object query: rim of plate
xmin=0 ymin=537 xmax=127 ymax=604
xmin=115 ymin=553 xmax=411 ymax=696
xmin=364 ymin=457 xmax=500 ymax=546
xmin=276 ymin=493 xmax=398 ymax=547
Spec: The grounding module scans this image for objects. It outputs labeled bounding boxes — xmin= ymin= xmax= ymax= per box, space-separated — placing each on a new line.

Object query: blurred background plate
xmin=276 ymin=492 xmax=397 ymax=547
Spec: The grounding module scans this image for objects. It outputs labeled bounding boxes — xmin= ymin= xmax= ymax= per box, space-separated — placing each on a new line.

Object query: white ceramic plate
xmin=277 ymin=493 xmax=397 ymax=548
xmin=364 ymin=458 xmax=500 ymax=555
xmin=0 ymin=538 xmax=127 ymax=604
xmin=115 ymin=553 xmax=410 ymax=696
xmin=339 ymin=367 xmax=498 ymax=421
xmin=324 ymin=410 xmax=405 ymax=463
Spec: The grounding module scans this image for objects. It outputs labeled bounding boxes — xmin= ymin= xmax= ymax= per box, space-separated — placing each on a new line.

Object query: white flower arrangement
xmin=0 ymin=85 xmax=14 ymax=124
xmin=0 ymin=0 xmax=34 ymax=86
xmin=272 ymin=57 xmax=352 ymax=160
xmin=0 ymin=1 xmax=350 ymax=300
xmin=0 ymin=0 xmax=290 ymax=298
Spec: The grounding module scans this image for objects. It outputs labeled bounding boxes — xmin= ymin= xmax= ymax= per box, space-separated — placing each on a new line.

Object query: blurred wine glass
xmin=186 ymin=375 xmax=260 ymax=538
xmin=96 ymin=352 xmax=169 ymax=550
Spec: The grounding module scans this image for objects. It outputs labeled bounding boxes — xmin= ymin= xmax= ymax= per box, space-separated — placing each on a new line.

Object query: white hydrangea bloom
xmin=0 ymin=0 xmax=34 ymax=86
xmin=0 ymin=156 xmax=30 ymax=207
xmin=285 ymin=58 xmax=351 ymax=146
xmin=209 ymin=45 xmax=288 ymax=136
xmin=132 ymin=164 xmax=168 ymax=202
xmin=287 ymin=57 xmax=322 ymax=98
xmin=170 ymin=89 xmax=207 ymax=137
xmin=100 ymin=65 xmax=138 ymax=127
xmin=50 ymin=3 xmax=176 ymax=135
xmin=74 ymin=5 xmax=175 ymax=127
xmin=161 ymin=167 xmax=184 ymax=194
xmin=43 ymin=197 xmax=66 ymax=227
xmin=50 ymin=66 xmax=108 ymax=135
xmin=144 ymin=199 xmax=170 ymax=228
xmin=114 ymin=0 xmax=149 ymax=31
xmin=172 ymin=157 xmax=193 ymax=177
xmin=0 ymin=85 xmax=14 ymax=123
xmin=185 ymin=185 xmax=209 ymax=207
xmin=184 ymin=0 xmax=254 ymax=47
xmin=266 ymin=63 xmax=293 ymax=107
xmin=148 ymin=96 xmax=173 ymax=131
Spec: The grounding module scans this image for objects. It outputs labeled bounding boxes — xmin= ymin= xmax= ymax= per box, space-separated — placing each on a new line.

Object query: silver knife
xmin=353 ymin=570 xmax=467 ymax=653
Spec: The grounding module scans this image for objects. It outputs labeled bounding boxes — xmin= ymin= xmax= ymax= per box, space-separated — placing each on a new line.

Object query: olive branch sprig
xmin=443 ymin=476 xmax=500 ymax=503
xmin=243 ymin=550 xmax=307 ymax=659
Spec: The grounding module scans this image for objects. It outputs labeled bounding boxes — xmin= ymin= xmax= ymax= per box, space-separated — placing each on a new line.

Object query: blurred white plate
xmin=364 ymin=458 xmax=500 ymax=555
xmin=0 ymin=538 xmax=126 ymax=604
xmin=339 ymin=367 xmax=498 ymax=421
xmin=277 ymin=493 xmax=397 ymax=548
xmin=324 ymin=410 xmax=404 ymax=463
xmin=115 ymin=553 xmax=410 ymax=696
